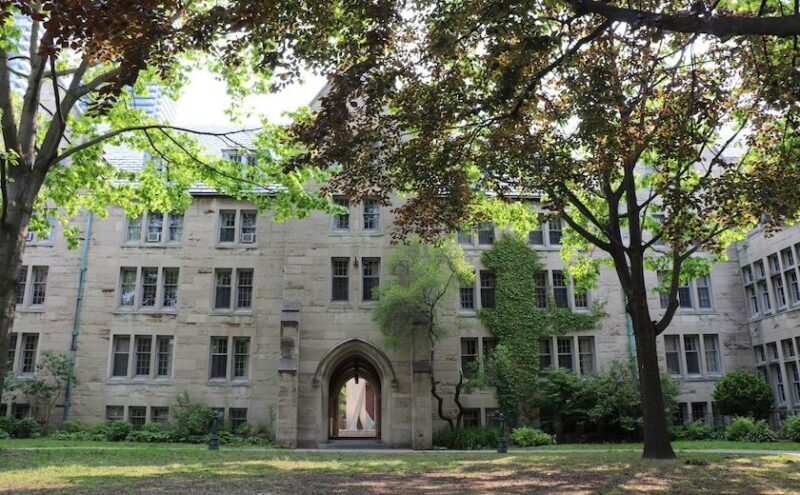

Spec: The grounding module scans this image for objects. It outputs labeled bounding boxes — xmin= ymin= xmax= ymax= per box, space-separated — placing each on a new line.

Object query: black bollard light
xmin=496 ymin=411 xmax=507 ymax=453
xmin=209 ymin=410 xmax=221 ymax=450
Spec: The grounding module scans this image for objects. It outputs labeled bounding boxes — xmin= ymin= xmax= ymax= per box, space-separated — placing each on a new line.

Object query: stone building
xmin=4 ymin=132 xmax=800 ymax=448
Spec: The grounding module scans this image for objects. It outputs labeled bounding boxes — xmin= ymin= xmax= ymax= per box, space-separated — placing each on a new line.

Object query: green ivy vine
xmin=479 ymin=235 xmax=601 ymax=425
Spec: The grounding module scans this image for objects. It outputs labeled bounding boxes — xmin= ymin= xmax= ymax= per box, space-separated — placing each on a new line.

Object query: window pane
xmin=151 ymin=407 xmax=169 ymax=424
xmin=134 ymin=336 xmax=152 ymax=376
xmin=140 ymin=268 xmax=158 ymax=307
xmin=477 ymin=222 xmax=494 ymax=245
xmin=145 ymin=212 xmax=163 ymax=242
xmin=331 ymin=258 xmax=349 ymax=301
xmin=459 ymin=286 xmax=475 ymax=310
xmin=106 ymin=406 xmax=124 ymax=422
xmin=677 ymin=285 xmax=692 ymax=308
xmin=534 ymin=271 xmax=547 ymax=309
xmin=557 ymin=337 xmax=573 ymax=371
xmin=230 ymin=408 xmax=248 ymax=431
xmin=548 ymin=218 xmax=563 ymax=245
xmin=457 ymin=230 xmax=473 ymax=245
xmin=696 ymin=276 xmax=711 ymax=309
xmin=704 ymin=335 xmax=720 ymax=374
xmin=363 ymin=200 xmax=380 ymax=230
xmin=215 ymin=269 xmax=233 ymax=309
xmin=578 ymin=337 xmax=595 ymax=375
xmin=112 ymin=336 xmax=130 ymax=377
xmin=20 ymin=334 xmax=38 ymax=374
xmin=126 ymin=215 xmax=142 ymax=242
xmin=168 ymin=214 xmax=184 ymax=242
xmin=233 ymin=337 xmax=250 ymax=378
xmin=772 ymin=275 xmax=787 ymax=308
xmin=120 ymin=268 xmax=137 ymax=306
xmin=684 ymin=335 xmax=701 ymax=375
xmin=480 ymin=271 xmax=495 ymax=309
xmin=210 ymin=337 xmax=228 ymax=379
xmin=236 ymin=269 xmax=254 ymax=309
xmin=461 ymin=338 xmax=478 ymax=377
xmin=362 ymin=258 xmax=380 ymax=302
xmin=240 ymin=211 xmax=257 ymax=243
xmin=156 ymin=336 xmax=173 ymax=377
xmin=129 ymin=406 xmax=147 ymax=430
xmin=16 ymin=265 xmax=27 ymax=305
xmin=333 ymin=196 xmax=350 ymax=230
xmin=539 ymin=338 xmax=552 ymax=369
xmin=552 ymin=271 xmax=569 ymax=308
xmin=30 ymin=266 xmax=48 ymax=305
xmin=664 ymin=335 xmax=681 ymax=375
xmin=219 ymin=210 xmax=236 ymax=242
xmin=162 ymin=268 xmax=179 ymax=308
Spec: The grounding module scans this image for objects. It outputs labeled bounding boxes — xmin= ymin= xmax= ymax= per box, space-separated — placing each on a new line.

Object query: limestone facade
xmin=5 ymin=190 xmax=800 ymax=446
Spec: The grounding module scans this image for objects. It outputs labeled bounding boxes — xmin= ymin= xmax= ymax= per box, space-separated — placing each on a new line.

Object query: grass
xmin=1 ymin=440 xmax=800 ymax=494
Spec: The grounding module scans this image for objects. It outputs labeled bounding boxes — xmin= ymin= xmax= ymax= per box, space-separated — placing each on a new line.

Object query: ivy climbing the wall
xmin=479 ymin=235 xmax=601 ymax=425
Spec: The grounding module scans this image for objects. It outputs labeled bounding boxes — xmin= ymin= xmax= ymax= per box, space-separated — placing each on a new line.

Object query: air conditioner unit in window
xmin=25 ymin=231 xmax=34 ymax=242
xmin=240 ymin=232 xmax=255 ymax=244
xmin=146 ymin=232 xmax=162 ymax=242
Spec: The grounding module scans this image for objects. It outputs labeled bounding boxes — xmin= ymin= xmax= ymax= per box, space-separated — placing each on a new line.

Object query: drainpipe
xmin=63 ymin=212 xmax=93 ymax=422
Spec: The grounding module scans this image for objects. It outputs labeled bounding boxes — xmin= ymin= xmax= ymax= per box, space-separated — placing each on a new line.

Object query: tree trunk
xmin=629 ymin=300 xmax=676 ymax=459
xmin=0 ymin=222 xmax=27 ymax=404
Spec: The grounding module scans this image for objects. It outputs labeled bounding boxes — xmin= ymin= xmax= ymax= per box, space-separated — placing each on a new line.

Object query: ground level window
xmin=673 ymin=402 xmax=688 ymax=426
xmin=691 ymin=402 xmax=707 ymax=423
xmin=106 ymin=406 xmax=124 ymax=422
xmin=462 ymin=408 xmax=480 ymax=428
xmin=151 ymin=407 xmax=169 ymax=425
xmin=230 ymin=408 xmax=248 ymax=432
xmin=12 ymin=403 xmax=29 ymax=419
xmin=129 ymin=406 xmax=147 ymax=430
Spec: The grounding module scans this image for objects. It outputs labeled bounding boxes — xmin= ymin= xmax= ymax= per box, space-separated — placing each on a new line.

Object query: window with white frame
xmin=19 ymin=334 xmax=38 ymax=374
xmin=213 ymin=268 xmax=253 ymax=311
xmin=782 ymin=248 xmax=795 ymax=269
xmin=557 ymin=337 xmax=573 ymax=370
xmin=548 ymin=217 xmax=563 ymax=245
xmin=758 ymin=280 xmax=771 ymax=313
xmin=574 ymin=278 xmax=589 ymax=309
xmin=664 ymin=335 xmax=682 ymax=376
xmin=209 ymin=336 xmax=251 ymax=381
xmin=480 ymin=271 xmax=496 ymax=309
xmin=684 ymin=335 xmax=702 ymax=375
xmin=477 ymin=222 xmax=495 ymax=245
xmin=460 ymin=338 xmax=478 ymax=378
xmin=362 ymin=258 xmax=381 ymax=302
xmin=15 ymin=265 xmax=48 ymax=307
xmin=703 ymin=335 xmax=721 ymax=375
xmin=223 ymin=149 xmax=256 ymax=166
xmin=217 ymin=209 xmax=257 ymax=245
xmin=552 ymin=271 xmax=569 ymax=308
xmin=787 ymin=270 xmax=800 ymax=306
xmin=534 ymin=271 xmax=548 ymax=309
xmin=528 ymin=214 xmax=545 ymax=246
xmin=459 ymin=280 xmax=476 ymax=310
xmin=125 ymin=212 xmax=183 ymax=244
xmin=110 ymin=334 xmax=174 ymax=379
xmin=457 ymin=230 xmax=474 ymax=245
xmin=331 ymin=258 xmax=349 ymax=301
xmin=772 ymin=274 xmax=787 ymax=309
xmin=768 ymin=253 xmax=781 ymax=274
xmin=578 ymin=336 xmax=595 ymax=375
xmin=363 ymin=199 xmax=380 ymax=230
xmin=117 ymin=267 xmax=179 ymax=310
xmin=332 ymin=195 xmax=350 ymax=231
xmin=539 ymin=338 xmax=552 ymax=369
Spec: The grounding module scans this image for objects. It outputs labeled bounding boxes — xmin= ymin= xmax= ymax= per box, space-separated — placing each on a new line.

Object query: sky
xmin=173 ymin=69 xmax=327 ymax=126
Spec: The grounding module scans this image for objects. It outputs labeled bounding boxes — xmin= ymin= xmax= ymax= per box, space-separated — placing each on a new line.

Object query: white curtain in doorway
xmin=344 ymin=379 xmax=375 ymax=431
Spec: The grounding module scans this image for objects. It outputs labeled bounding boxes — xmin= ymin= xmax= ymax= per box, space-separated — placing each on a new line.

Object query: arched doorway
xmin=328 ymin=357 xmax=381 ymax=438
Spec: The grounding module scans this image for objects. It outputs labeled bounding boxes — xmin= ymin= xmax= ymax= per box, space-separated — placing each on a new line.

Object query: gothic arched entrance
xmin=328 ymin=357 xmax=380 ymax=438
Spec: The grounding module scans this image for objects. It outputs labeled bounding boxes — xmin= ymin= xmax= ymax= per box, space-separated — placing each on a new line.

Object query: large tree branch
xmin=567 ymin=0 xmax=800 ymax=37
xmin=561 ymin=209 xmax=613 ymax=252
xmin=52 ymin=125 xmax=259 ymax=164
xmin=0 ymin=50 xmax=19 ymax=154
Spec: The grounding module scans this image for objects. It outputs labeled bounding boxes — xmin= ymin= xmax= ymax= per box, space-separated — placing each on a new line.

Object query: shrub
xmin=0 ymin=429 xmax=9 ymax=440
xmin=126 ymin=422 xmax=173 ymax=443
xmin=0 ymin=416 xmax=14 ymax=434
xmin=172 ymin=391 xmax=214 ymax=439
xmin=670 ymin=420 xmax=719 ymax=441
xmin=783 ymin=415 xmax=800 ymax=442
xmin=725 ymin=417 xmax=777 ymax=442
xmin=234 ymin=421 xmax=253 ymax=436
xmin=105 ymin=421 xmax=133 ymax=441
xmin=713 ymin=370 xmax=774 ymax=420
xmin=433 ymin=427 xmax=498 ymax=450
xmin=9 ymin=417 xmax=41 ymax=438
xmin=510 ymin=427 xmax=553 ymax=447
xmin=62 ymin=420 xmax=87 ymax=433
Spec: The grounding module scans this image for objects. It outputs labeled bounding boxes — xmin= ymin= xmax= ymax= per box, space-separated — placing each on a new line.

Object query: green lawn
xmin=1 ymin=440 xmax=799 ymax=494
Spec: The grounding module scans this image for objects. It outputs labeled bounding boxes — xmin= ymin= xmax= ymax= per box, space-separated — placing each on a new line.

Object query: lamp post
xmin=209 ymin=410 xmax=221 ymax=450
xmin=496 ymin=411 xmax=507 ymax=453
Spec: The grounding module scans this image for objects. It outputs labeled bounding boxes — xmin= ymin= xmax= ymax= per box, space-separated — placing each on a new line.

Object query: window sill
xmin=329 ymin=230 xmax=353 ymax=236
xmin=359 ymin=231 xmax=383 ymax=237
xmin=112 ymin=309 xmax=178 ymax=316
xmin=215 ymin=243 xmax=257 ymax=250
xmin=360 ymin=301 xmax=378 ymax=309
xmin=25 ymin=242 xmax=54 ymax=248
xmin=106 ymin=378 xmax=173 ymax=386
xmin=207 ymin=380 xmax=250 ymax=387
xmin=209 ymin=310 xmax=254 ymax=317
xmin=328 ymin=302 xmax=352 ymax=309
xmin=458 ymin=310 xmax=478 ymax=317
xmin=122 ymin=242 xmax=183 ymax=248
xmin=15 ymin=307 xmax=45 ymax=314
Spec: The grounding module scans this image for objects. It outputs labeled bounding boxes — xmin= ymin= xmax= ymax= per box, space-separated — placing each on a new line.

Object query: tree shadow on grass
xmin=2 ymin=452 xmax=799 ymax=494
